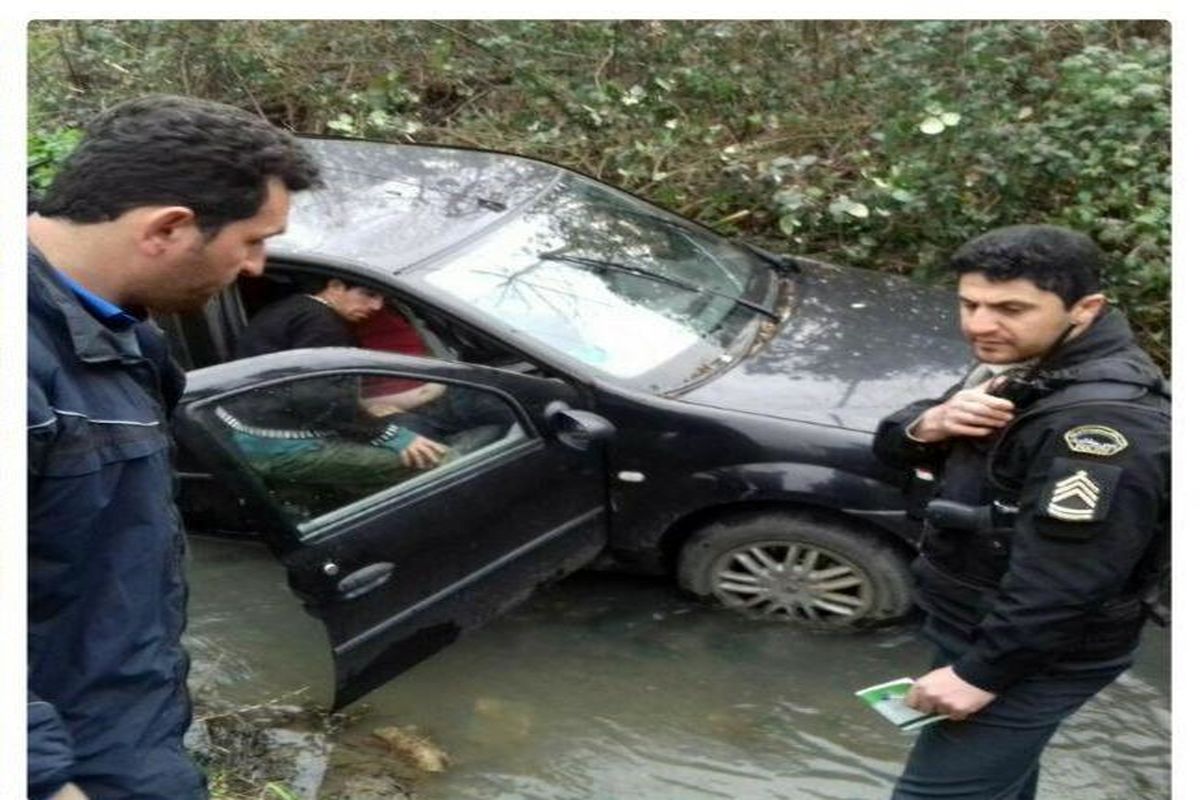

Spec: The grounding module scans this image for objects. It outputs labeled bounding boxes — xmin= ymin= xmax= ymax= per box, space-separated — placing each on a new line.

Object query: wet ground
xmin=186 ymin=536 xmax=1170 ymax=799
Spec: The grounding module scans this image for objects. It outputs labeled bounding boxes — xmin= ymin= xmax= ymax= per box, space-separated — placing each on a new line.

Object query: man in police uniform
xmin=873 ymin=224 xmax=1169 ymax=799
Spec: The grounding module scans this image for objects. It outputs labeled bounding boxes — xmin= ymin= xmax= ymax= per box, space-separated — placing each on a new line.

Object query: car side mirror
xmin=544 ymin=401 xmax=615 ymax=451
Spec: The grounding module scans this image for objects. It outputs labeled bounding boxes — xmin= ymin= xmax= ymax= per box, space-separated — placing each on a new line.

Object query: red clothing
xmin=357 ymin=309 xmax=427 ymax=355
xmin=356 ymin=310 xmax=428 ymax=396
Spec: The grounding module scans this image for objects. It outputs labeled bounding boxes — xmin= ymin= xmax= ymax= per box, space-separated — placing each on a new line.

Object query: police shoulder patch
xmin=1035 ymin=457 xmax=1123 ymax=539
xmin=1063 ymin=425 xmax=1128 ymax=457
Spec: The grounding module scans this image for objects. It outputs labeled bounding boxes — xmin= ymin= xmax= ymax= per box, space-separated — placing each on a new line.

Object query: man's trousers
xmin=890 ymin=647 xmax=1129 ymax=800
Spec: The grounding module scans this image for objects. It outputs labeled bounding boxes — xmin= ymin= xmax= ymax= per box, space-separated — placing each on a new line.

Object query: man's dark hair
xmin=946 ymin=224 xmax=1103 ymax=306
xmin=37 ymin=95 xmax=322 ymax=235
xmin=291 ymin=275 xmax=375 ymax=296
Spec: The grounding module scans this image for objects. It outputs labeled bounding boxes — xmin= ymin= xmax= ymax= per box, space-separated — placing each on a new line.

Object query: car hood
xmin=677 ymin=261 xmax=972 ymax=432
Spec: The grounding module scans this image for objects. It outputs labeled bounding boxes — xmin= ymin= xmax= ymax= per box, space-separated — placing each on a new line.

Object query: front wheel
xmin=677 ymin=511 xmax=913 ymax=629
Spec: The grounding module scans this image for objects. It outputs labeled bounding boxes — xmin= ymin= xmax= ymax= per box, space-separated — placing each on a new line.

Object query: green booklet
xmin=855 ymin=678 xmax=948 ymax=732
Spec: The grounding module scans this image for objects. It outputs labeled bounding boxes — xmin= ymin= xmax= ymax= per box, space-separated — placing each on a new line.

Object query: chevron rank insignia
xmin=1063 ymin=425 xmax=1128 ymax=457
xmin=1047 ymin=471 xmax=1101 ymax=520
xmin=1036 ymin=458 xmax=1121 ymax=537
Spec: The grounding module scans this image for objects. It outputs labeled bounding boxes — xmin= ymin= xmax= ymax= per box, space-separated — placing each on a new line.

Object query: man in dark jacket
xmin=27 ymin=95 xmax=320 ymax=800
xmin=873 ymin=225 xmax=1169 ymax=799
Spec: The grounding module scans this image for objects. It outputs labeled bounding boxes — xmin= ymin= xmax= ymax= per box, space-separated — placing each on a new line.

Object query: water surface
xmin=186 ymin=537 xmax=1170 ymax=799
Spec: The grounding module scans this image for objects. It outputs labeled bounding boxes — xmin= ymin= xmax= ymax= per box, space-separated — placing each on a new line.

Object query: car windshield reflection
xmin=419 ymin=174 xmax=769 ymax=387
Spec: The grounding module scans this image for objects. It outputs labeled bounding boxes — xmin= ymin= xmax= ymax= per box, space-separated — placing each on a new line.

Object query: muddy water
xmin=186 ymin=537 xmax=1170 ymax=799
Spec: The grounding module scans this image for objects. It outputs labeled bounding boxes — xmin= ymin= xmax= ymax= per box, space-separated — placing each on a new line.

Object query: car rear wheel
xmin=677 ymin=511 xmax=913 ymax=629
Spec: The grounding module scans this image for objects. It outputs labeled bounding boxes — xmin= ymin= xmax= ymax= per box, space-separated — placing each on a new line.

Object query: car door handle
xmin=336 ymin=562 xmax=395 ymax=601
xmin=544 ymin=401 xmax=615 ymax=451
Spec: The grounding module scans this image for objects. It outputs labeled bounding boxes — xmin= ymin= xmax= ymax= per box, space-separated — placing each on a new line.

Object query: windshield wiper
xmin=537 ymin=252 xmax=780 ymax=322
xmin=742 ymin=242 xmax=802 ymax=274
xmin=613 ymin=204 xmax=797 ymax=281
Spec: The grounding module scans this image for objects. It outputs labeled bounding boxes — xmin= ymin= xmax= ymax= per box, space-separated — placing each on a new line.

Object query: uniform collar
xmin=1043 ymin=310 xmax=1135 ymax=369
xmin=1040 ymin=309 xmax=1165 ymax=392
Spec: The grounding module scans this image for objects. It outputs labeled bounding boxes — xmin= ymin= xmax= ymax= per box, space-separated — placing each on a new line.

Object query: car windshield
xmin=419 ymin=174 xmax=772 ymax=390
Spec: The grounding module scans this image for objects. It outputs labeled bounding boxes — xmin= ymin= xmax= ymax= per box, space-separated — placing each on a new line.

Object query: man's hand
xmin=401 ymin=435 xmax=447 ymax=470
xmin=50 ymin=783 xmax=89 ymax=800
xmin=910 ymin=379 xmax=1015 ymax=442
xmin=905 ymin=666 xmax=997 ymax=721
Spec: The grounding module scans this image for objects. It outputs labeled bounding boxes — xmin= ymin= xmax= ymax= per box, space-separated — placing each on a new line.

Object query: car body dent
xmin=582 ymin=379 xmax=917 ymax=571
xmin=690 ymin=462 xmax=912 ymax=537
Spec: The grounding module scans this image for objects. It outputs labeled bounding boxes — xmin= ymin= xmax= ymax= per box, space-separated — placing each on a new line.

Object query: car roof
xmin=275 ymin=137 xmax=563 ymax=274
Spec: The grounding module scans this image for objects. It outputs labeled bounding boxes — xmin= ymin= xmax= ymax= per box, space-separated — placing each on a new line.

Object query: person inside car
xmin=222 ymin=278 xmax=449 ymax=492
xmin=353 ymin=303 xmax=448 ymax=414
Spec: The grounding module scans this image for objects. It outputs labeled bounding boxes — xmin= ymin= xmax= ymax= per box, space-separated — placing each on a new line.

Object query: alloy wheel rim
xmin=710 ymin=541 xmax=873 ymax=623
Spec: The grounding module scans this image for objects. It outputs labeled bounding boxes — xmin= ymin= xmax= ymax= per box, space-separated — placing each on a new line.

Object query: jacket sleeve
xmin=872 ymin=397 xmax=949 ymax=470
xmin=952 ymin=405 xmax=1169 ymax=691
xmin=28 ymin=691 xmax=75 ymax=800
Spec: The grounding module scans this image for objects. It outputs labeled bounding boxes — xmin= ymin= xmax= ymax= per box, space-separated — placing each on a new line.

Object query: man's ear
xmin=134 ymin=206 xmax=198 ymax=256
xmin=1069 ymin=293 xmax=1107 ymax=328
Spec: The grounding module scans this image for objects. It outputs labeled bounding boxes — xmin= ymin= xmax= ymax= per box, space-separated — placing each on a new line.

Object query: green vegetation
xmin=28 ymin=20 xmax=1170 ymax=366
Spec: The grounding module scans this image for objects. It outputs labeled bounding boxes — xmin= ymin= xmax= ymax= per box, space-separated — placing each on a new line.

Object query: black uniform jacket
xmin=873 ymin=310 xmax=1169 ymax=692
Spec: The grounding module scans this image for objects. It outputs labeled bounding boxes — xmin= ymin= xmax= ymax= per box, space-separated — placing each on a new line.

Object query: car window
xmin=234 ymin=274 xmax=534 ymax=371
xmin=191 ymin=371 xmax=528 ymax=532
xmin=419 ymin=174 xmax=769 ymax=387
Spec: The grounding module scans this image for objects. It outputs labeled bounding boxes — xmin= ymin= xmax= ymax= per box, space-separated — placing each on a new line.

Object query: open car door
xmin=174 ymin=348 xmax=612 ymax=709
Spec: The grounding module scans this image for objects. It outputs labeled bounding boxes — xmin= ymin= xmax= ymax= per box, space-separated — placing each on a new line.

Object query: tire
xmin=676 ymin=511 xmax=914 ymax=629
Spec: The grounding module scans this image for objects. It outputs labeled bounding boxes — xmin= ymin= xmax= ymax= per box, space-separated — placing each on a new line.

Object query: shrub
xmin=28 ymin=20 xmax=1170 ymax=366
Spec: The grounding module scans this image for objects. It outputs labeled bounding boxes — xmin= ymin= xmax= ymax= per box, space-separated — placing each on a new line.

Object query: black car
xmin=165 ymin=136 xmax=971 ymax=709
